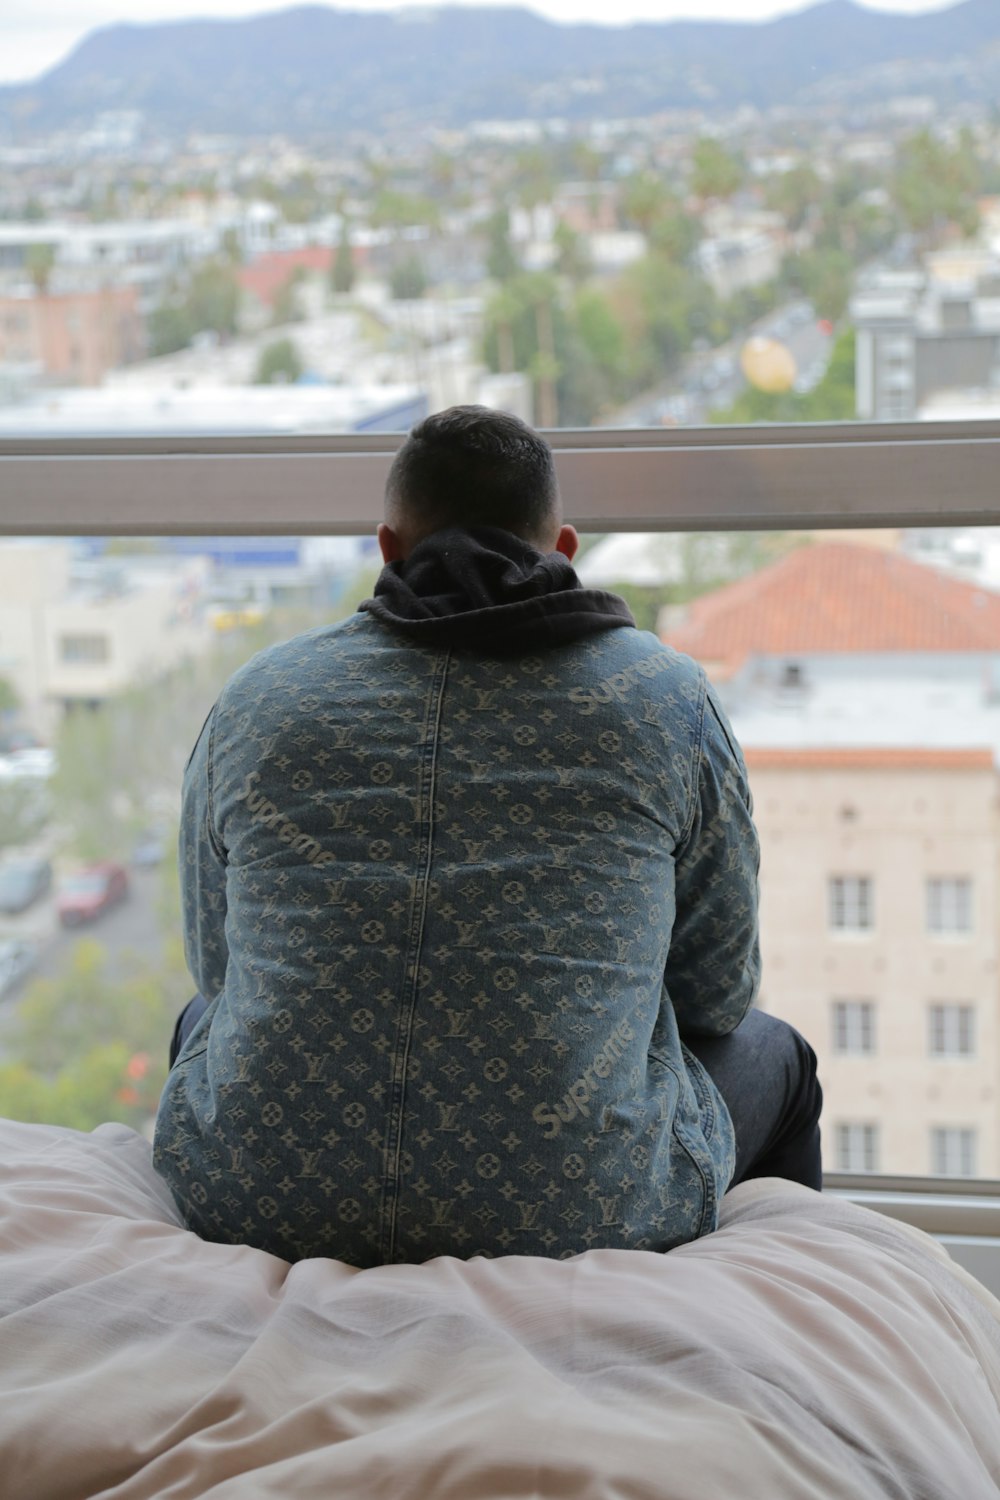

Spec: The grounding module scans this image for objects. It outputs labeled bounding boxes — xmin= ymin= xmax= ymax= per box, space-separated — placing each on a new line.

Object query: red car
xmin=56 ymin=862 xmax=129 ymax=927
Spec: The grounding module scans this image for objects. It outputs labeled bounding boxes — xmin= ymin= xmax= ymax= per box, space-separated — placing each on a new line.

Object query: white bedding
xmin=2 ymin=1118 xmax=999 ymax=1499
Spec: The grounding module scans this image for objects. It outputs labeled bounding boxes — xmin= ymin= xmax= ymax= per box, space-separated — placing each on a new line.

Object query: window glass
xmin=835 ymin=1123 xmax=880 ymax=1174
xmin=926 ymin=876 xmax=973 ymax=934
xmin=828 ymin=876 xmax=874 ymax=933
xmin=832 ymin=1000 xmax=876 ymax=1057
xmin=0 ymin=520 xmax=999 ymax=1190
xmin=928 ymin=1003 xmax=976 ymax=1059
xmin=1 ymin=5 xmax=998 ymax=437
xmin=930 ymin=1127 xmax=978 ymax=1178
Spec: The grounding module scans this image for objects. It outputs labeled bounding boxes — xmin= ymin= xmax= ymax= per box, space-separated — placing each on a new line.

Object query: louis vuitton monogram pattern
xmin=153 ymin=618 xmax=760 ymax=1265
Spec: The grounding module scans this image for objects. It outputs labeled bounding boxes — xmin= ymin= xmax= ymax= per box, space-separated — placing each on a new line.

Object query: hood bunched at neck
xmin=359 ymin=526 xmax=635 ymax=655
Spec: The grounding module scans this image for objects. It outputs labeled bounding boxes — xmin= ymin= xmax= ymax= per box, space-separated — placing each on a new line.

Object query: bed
xmin=2 ymin=1116 xmax=999 ymax=1499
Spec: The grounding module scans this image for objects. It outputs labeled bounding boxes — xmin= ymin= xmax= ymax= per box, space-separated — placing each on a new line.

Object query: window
xmin=928 ymin=1004 xmax=976 ymax=1059
xmin=835 ymin=1123 xmax=880 ymax=1174
xmin=930 ymin=1128 xmax=978 ymax=1178
xmin=828 ymin=876 xmax=873 ymax=933
xmin=926 ymin=877 xmax=973 ymax=934
xmin=831 ymin=1000 xmax=876 ymax=1056
xmin=59 ymin=634 xmax=110 ymax=664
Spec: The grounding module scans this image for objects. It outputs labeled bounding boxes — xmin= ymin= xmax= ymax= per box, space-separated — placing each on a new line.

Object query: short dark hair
xmin=385 ymin=405 xmax=559 ymax=542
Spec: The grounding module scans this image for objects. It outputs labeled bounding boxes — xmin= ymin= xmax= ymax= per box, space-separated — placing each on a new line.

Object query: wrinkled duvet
xmin=2 ymin=1117 xmax=999 ymax=1499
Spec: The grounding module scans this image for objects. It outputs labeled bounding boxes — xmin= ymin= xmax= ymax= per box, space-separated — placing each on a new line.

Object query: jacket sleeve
xmin=665 ymin=683 xmax=761 ymax=1038
xmin=179 ymin=705 xmax=230 ymax=1003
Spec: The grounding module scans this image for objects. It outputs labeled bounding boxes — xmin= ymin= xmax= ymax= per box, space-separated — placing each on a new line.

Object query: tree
xmin=0 ymin=937 xmax=190 ymax=1132
xmin=894 ymin=129 xmax=981 ymax=241
xmin=147 ymin=303 xmax=194 ymax=358
xmin=690 ymin=138 xmax=743 ymax=201
xmin=254 ymin=337 xmax=304 ymax=384
xmin=485 ymin=208 xmax=520 ymax=284
xmin=272 ymin=268 xmax=306 ymax=325
xmin=389 ymin=255 xmax=427 ymax=300
xmin=186 ymin=260 xmax=241 ymax=339
xmin=25 ymin=242 xmax=56 ymax=294
xmin=0 ymin=674 xmax=18 ymax=714
xmin=763 ymin=164 xmax=823 ymax=232
xmin=0 ymin=780 xmax=48 ymax=854
xmin=331 ymin=224 xmax=355 ymax=294
xmin=553 ymin=221 xmax=590 ymax=284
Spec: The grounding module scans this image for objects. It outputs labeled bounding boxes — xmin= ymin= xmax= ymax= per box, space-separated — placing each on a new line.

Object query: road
xmin=0 ymin=862 xmax=169 ymax=1023
xmin=602 ymin=299 xmax=834 ymax=430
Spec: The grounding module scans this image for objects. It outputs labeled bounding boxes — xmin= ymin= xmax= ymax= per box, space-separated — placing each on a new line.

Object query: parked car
xmin=56 ymin=862 xmax=129 ymax=927
xmin=0 ymin=857 xmax=52 ymax=915
xmin=132 ymin=825 xmax=169 ymax=869
xmin=0 ymin=938 xmax=38 ymax=999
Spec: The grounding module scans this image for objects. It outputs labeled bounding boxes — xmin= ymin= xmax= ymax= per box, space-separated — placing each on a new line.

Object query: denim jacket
xmin=154 ymin=612 xmax=760 ymax=1265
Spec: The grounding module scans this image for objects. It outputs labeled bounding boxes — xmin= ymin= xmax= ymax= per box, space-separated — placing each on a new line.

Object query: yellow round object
xmin=740 ymin=336 xmax=797 ymax=393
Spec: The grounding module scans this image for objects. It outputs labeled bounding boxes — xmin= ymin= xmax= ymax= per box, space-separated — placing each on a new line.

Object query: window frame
xmin=3 ymin=418 xmax=1000 ymax=537
xmin=928 ymin=1002 xmax=977 ymax=1059
xmin=3 ymin=414 xmax=1000 ymax=1245
xmin=834 ymin=1121 xmax=881 ymax=1174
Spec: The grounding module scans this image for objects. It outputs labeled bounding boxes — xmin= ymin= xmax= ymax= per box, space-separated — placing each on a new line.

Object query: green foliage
xmin=148 ymin=259 xmax=242 ymax=356
xmin=553 ymin=221 xmax=590 ymax=283
xmin=389 ymin=254 xmax=427 ymax=300
xmin=0 ymin=779 xmax=48 ymax=853
xmin=614 ymin=253 xmax=721 ymax=387
xmin=25 ymin=242 xmax=56 ymax=293
xmin=148 ymin=302 xmax=195 ymax=358
xmin=332 ymin=226 xmax=355 ymax=294
xmin=272 ymin=268 xmax=306 ymax=325
xmin=254 ymin=336 xmax=304 ymax=384
xmin=712 ymin=329 xmax=856 ymax=424
xmin=620 ymin=174 xmax=698 ymax=262
xmin=186 ymin=260 xmax=241 ymax=338
xmin=690 ymin=138 xmax=744 ymax=201
xmin=0 ymin=674 xmax=19 ymax=714
xmin=485 ymin=208 xmax=520 ymax=284
xmin=371 ymin=188 xmax=439 ymax=233
xmin=763 ymin=164 xmax=823 ymax=232
xmin=894 ymin=129 xmax=981 ymax=239
xmin=0 ymin=936 xmax=190 ymax=1131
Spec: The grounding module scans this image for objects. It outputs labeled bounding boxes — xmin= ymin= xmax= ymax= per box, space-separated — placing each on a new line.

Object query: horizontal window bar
xmin=2 ymin=420 xmax=1000 ymax=534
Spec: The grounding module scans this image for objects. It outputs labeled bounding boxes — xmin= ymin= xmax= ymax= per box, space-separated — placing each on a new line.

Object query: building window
xmin=59 ymin=634 xmax=110 ymax=665
xmin=928 ymin=1004 xmax=976 ymax=1058
xmin=834 ymin=1123 xmax=880 ymax=1173
xmin=926 ymin=877 xmax=973 ymax=934
xmin=828 ymin=876 xmax=873 ymax=932
xmin=930 ymin=1128 xmax=977 ymax=1178
xmin=832 ymin=1000 xmax=876 ymax=1055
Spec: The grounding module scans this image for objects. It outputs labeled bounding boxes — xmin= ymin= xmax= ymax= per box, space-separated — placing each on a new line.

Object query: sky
xmin=0 ymin=0 xmax=962 ymax=86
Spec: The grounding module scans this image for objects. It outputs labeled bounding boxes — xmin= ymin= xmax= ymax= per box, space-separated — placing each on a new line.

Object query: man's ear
xmin=554 ymin=524 xmax=579 ymax=562
xmin=377 ymin=523 xmax=405 ymax=564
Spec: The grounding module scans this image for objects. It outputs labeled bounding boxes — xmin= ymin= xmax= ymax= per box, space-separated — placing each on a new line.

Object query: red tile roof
xmin=745 ymin=747 xmax=995 ymax=772
xmin=664 ymin=541 xmax=1000 ymax=673
xmin=237 ymin=247 xmax=333 ymax=306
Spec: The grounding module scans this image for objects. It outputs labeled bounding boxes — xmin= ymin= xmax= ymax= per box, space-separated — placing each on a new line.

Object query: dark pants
xmin=170 ymin=996 xmax=822 ymax=1192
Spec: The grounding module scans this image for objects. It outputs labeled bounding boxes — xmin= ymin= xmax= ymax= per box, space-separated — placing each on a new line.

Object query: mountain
xmin=1 ymin=0 xmax=999 ymax=139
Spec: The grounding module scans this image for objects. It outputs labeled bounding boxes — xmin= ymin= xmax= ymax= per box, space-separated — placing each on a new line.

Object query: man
xmin=154 ymin=405 xmax=821 ymax=1266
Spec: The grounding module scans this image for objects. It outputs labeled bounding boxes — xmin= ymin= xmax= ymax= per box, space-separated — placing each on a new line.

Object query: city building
xmin=664 ymin=539 xmax=1000 ymax=1177
xmin=851 ymin=252 xmax=1000 ymax=421
xmin=0 ymin=285 xmax=143 ymax=386
xmin=0 ymin=542 xmax=212 ymax=737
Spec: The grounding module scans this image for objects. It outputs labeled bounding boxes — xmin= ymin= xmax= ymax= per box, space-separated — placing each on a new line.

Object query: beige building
xmin=0 ymin=542 xmax=212 ymax=738
xmin=748 ymin=749 xmax=1000 ymax=1178
xmin=665 ymin=539 xmax=1000 ymax=1179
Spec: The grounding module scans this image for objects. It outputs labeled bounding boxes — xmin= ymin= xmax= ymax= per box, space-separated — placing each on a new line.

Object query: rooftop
xmin=664 ymin=541 xmax=1000 ymax=676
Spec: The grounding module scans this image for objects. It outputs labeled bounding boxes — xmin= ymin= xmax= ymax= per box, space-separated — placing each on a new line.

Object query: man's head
xmin=378 ymin=405 xmax=577 ymax=563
